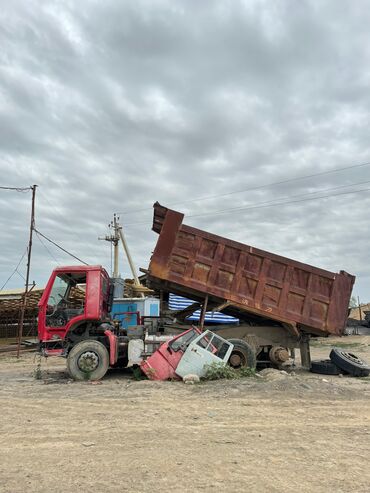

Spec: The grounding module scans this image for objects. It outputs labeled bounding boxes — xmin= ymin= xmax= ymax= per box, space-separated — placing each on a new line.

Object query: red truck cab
xmin=38 ymin=265 xmax=112 ymax=343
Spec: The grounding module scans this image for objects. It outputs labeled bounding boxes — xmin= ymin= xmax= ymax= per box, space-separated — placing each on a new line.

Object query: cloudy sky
xmin=0 ymin=0 xmax=369 ymax=302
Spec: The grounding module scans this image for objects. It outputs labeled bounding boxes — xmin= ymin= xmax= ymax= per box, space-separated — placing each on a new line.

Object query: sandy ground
xmin=0 ymin=336 xmax=370 ymax=493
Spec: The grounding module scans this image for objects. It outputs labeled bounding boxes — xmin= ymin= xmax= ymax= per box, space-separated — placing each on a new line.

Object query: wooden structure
xmin=0 ymin=287 xmax=85 ymax=339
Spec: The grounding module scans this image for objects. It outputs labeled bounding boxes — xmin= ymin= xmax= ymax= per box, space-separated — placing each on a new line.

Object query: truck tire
xmin=67 ymin=340 xmax=109 ymax=381
xmin=228 ymin=339 xmax=256 ymax=369
xmin=330 ymin=348 xmax=370 ymax=377
xmin=310 ymin=359 xmax=341 ymax=375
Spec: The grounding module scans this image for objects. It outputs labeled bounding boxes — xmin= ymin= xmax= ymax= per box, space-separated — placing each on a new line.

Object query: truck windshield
xmin=49 ymin=276 xmax=68 ymax=307
xmin=169 ymin=328 xmax=200 ymax=352
xmin=46 ymin=272 xmax=86 ymax=328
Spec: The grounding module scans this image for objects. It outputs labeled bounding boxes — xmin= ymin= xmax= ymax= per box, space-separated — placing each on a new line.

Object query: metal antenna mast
xmin=17 ymin=184 xmax=37 ymax=358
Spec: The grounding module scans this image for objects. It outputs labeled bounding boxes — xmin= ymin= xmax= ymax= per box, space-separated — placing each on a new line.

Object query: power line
xmin=33 ymin=228 xmax=88 ymax=265
xmin=15 ymin=268 xmax=26 ymax=282
xmin=0 ymin=249 xmax=28 ymax=291
xmin=188 ymin=179 xmax=370 ymax=218
xmin=116 ymin=160 xmax=370 ymax=215
xmin=122 ymin=183 xmax=370 ymax=227
xmin=0 ymin=186 xmax=31 ymax=192
xmin=189 ymin=186 xmax=370 ymax=219
xmin=35 ymin=231 xmax=61 ymax=265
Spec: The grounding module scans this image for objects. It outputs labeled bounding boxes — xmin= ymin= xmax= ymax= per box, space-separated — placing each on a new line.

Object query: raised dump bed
xmin=148 ymin=203 xmax=355 ymax=338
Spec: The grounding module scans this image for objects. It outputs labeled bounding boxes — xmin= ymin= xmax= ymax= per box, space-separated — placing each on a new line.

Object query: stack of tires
xmin=310 ymin=349 xmax=370 ymax=377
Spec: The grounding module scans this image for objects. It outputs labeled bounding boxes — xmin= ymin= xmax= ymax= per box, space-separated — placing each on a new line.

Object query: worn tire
xmin=330 ymin=348 xmax=370 ymax=377
xmin=228 ymin=339 xmax=256 ymax=369
xmin=67 ymin=340 xmax=109 ymax=381
xmin=310 ymin=359 xmax=341 ymax=375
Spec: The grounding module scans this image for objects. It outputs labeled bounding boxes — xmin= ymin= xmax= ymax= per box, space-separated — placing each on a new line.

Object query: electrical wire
xmin=15 ymin=268 xmax=26 ymax=282
xmin=0 ymin=249 xmax=28 ymax=291
xmin=188 ymin=180 xmax=370 ymax=218
xmin=35 ymin=231 xmax=61 ymax=265
xmin=122 ymin=184 xmax=370 ymax=227
xmin=188 ymin=186 xmax=370 ymax=219
xmin=115 ymin=160 xmax=370 ymax=215
xmin=33 ymin=228 xmax=88 ymax=265
xmin=0 ymin=186 xmax=31 ymax=192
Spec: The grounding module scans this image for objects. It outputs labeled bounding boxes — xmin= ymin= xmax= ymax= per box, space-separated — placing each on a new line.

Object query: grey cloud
xmin=0 ymin=0 xmax=369 ymax=300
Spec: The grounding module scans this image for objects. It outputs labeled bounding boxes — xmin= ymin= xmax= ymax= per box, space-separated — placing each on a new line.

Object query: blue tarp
xmin=169 ymin=293 xmax=239 ymax=324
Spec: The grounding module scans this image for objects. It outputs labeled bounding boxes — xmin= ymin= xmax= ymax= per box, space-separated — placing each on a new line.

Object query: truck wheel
xmin=67 ymin=340 xmax=109 ymax=381
xmin=330 ymin=348 xmax=370 ymax=377
xmin=228 ymin=339 xmax=256 ymax=369
xmin=310 ymin=359 xmax=341 ymax=375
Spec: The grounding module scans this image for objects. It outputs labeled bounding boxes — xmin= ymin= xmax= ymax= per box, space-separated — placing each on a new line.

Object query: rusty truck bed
xmin=147 ymin=203 xmax=355 ymax=337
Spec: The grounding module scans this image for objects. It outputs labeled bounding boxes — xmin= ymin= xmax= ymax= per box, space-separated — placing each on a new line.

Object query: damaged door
xmin=175 ymin=330 xmax=234 ymax=378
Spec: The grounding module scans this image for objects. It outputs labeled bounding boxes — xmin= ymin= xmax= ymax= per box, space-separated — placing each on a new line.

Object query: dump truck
xmin=37 ymin=202 xmax=355 ymax=380
xmin=146 ymin=202 xmax=356 ymax=368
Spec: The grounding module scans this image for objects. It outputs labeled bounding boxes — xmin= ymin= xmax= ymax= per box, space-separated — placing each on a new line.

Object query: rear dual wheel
xmin=228 ymin=339 xmax=256 ymax=370
xmin=67 ymin=340 xmax=109 ymax=381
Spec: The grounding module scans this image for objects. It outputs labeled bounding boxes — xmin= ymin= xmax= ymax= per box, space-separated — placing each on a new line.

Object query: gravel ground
xmin=0 ymin=335 xmax=370 ymax=493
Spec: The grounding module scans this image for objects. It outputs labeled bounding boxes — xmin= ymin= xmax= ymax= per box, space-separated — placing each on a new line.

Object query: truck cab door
xmin=40 ymin=272 xmax=86 ymax=341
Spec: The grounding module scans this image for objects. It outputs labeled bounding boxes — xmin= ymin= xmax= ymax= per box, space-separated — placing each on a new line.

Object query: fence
xmin=0 ymin=309 xmax=38 ymax=339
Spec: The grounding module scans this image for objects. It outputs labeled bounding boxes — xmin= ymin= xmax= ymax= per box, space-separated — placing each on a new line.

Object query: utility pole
xmin=358 ymin=296 xmax=362 ymax=321
xmin=112 ymin=214 xmax=120 ymax=277
xmin=99 ymin=215 xmax=120 ymax=277
xmin=100 ymin=214 xmax=145 ymax=297
xmin=17 ymin=184 xmax=37 ymax=358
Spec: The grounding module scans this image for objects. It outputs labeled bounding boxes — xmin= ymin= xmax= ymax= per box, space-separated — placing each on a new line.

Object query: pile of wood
xmin=0 ymin=287 xmax=85 ymax=339
xmin=0 ymin=289 xmax=43 ymax=315
xmin=124 ymin=278 xmax=154 ymax=298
